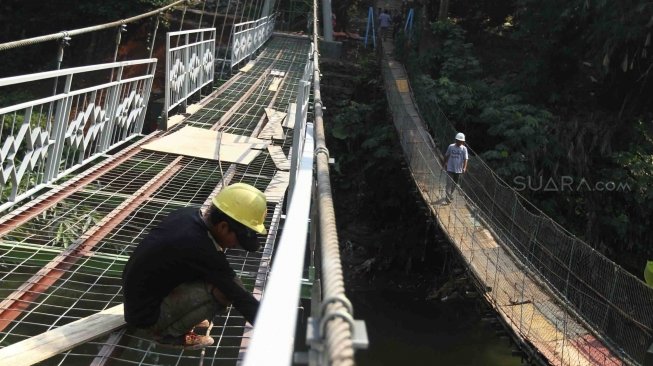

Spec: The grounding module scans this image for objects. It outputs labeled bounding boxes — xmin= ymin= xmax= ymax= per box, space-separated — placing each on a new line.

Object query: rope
xmin=312 ymin=0 xmax=356 ymax=364
xmin=0 ymin=0 xmax=185 ymax=52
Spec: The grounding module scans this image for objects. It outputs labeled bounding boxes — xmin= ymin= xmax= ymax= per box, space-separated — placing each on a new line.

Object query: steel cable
xmin=0 ymin=0 xmax=185 ymax=52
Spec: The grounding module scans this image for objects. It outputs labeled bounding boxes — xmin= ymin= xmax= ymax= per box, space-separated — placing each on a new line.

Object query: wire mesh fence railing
xmin=389 ymin=55 xmax=653 ymax=364
xmin=382 ymin=61 xmax=629 ymax=366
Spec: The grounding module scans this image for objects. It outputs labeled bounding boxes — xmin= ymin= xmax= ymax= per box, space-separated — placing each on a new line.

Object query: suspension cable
xmin=0 ymin=0 xmax=185 ymax=52
xmin=148 ymin=16 xmax=160 ymax=59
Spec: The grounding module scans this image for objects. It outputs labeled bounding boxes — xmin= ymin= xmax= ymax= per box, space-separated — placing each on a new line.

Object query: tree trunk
xmin=438 ymin=0 xmax=450 ymax=21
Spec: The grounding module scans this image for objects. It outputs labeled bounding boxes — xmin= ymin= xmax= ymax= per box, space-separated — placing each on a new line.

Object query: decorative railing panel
xmin=165 ymin=28 xmax=216 ymax=116
xmin=0 ymin=59 xmax=157 ymax=211
xmin=231 ymin=15 xmax=275 ymax=67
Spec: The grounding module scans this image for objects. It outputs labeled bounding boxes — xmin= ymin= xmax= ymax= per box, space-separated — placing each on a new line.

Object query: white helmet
xmin=455 ymin=132 xmax=465 ymax=142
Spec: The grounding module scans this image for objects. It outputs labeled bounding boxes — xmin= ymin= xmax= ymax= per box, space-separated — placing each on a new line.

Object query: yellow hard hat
xmin=212 ymin=183 xmax=267 ymax=235
xmin=645 ymin=261 xmax=653 ymax=287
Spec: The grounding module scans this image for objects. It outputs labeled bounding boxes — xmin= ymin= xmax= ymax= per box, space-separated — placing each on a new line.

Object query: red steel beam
xmin=0 ymin=155 xmax=183 ymax=332
xmin=0 ymin=133 xmax=160 ymax=237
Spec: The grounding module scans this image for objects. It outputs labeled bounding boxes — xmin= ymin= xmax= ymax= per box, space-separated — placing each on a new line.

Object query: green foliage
xmin=423 ymin=21 xmax=482 ymax=81
xmin=512 ymin=0 xmax=653 ymax=113
xmin=479 ymin=95 xmax=557 ymax=178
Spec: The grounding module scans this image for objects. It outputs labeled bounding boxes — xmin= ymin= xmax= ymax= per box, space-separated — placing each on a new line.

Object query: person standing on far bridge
xmin=122 ymin=183 xmax=267 ymax=350
xmin=443 ymin=132 xmax=468 ymax=203
xmin=378 ymin=10 xmax=392 ymax=40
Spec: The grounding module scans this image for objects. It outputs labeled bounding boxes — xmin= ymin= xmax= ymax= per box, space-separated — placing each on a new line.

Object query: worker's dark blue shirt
xmin=122 ymin=207 xmax=259 ymax=327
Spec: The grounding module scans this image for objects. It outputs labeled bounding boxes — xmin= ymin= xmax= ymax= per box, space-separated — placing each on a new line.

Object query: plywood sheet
xmin=142 ymin=126 xmax=264 ymax=164
xmin=268 ymin=145 xmax=290 ymax=170
xmin=268 ymin=77 xmax=282 ymax=91
xmin=258 ymin=109 xmax=286 ymax=140
xmin=265 ymin=108 xmax=287 ymax=126
xmin=176 ymin=126 xmax=270 ymax=149
xmin=283 ymin=103 xmax=297 ymax=129
xmin=265 ymin=171 xmax=290 ymax=203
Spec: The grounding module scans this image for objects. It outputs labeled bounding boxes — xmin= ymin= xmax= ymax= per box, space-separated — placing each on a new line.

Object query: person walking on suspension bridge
xmin=378 ymin=9 xmax=392 ymax=40
xmin=443 ymin=132 xmax=468 ymax=204
xmin=122 ymin=183 xmax=267 ymax=350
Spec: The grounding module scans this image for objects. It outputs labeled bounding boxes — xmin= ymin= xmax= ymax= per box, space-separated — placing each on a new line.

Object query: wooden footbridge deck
xmin=380 ymin=39 xmax=629 ymax=366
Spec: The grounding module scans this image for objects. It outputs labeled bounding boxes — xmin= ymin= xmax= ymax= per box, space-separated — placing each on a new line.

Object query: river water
xmin=350 ymin=289 xmax=523 ymax=366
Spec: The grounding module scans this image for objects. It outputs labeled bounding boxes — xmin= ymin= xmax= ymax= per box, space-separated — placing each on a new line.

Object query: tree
xmin=438 ymin=0 xmax=450 ymax=21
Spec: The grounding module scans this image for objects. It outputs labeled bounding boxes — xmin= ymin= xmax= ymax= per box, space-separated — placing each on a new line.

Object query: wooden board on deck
xmin=0 ymin=304 xmax=125 ymax=366
xmin=264 ymin=108 xmax=287 ymax=126
xmin=142 ymin=126 xmax=264 ymax=164
xmin=268 ymin=77 xmax=283 ymax=91
xmin=268 ymin=145 xmax=291 ymax=170
xmin=283 ymin=103 xmax=297 ymax=129
xmin=258 ymin=109 xmax=286 ymax=140
xmin=240 ymin=60 xmax=255 ymax=72
xmin=175 ymin=126 xmax=270 ymax=149
xmin=265 ymin=171 xmax=290 ymax=203
xmin=501 ymin=303 xmax=593 ymax=366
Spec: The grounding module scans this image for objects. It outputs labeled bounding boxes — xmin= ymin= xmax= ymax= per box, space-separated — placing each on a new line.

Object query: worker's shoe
xmin=154 ymin=331 xmax=214 ymax=350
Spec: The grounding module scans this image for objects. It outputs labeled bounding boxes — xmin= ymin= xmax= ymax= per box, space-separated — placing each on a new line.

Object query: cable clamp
xmin=315 ymin=146 xmax=330 ymax=160
xmin=319 ymin=294 xmax=353 ymax=316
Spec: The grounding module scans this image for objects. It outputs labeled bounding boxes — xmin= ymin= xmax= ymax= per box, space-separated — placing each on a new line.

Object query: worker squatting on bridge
xmin=122 ymin=183 xmax=268 ymax=349
xmin=443 ymin=132 xmax=469 ymax=204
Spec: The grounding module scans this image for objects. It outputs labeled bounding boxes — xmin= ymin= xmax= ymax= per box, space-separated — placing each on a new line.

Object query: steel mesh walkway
xmin=0 ymin=34 xmax=311 ymax=365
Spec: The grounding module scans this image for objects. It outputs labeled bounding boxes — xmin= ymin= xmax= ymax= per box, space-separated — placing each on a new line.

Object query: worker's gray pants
xmin=148 ymin=282 xmax=222 ymax=337
xmin=445 ymin=171 xmax=462 ymax=200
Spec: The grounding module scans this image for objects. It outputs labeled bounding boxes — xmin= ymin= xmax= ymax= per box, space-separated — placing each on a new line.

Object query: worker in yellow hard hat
xmin=122 ymin=183 xmax=267 ymax=350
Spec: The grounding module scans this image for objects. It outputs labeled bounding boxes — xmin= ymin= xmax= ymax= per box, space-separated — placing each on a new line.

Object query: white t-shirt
xmin=445 ymin=143 xmax=468 ymax=173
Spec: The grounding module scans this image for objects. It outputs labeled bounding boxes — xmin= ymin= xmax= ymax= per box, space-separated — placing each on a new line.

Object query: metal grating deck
xmin=0 ymin=34 xmax=312 ymax=365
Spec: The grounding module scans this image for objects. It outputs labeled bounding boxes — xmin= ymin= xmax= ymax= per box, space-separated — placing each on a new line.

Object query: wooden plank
xmin=268 ymin=145 xmax=291 ymax=170
xmin=240 ymin=60 xmax=255 ymax=72
xmin=264 ymin=107 xmax=287 ymax=126
xmin=0 ymin=305 xmax=125 ymax=366
xmin=396 ymin=79 xmax=409 ymax=93
xmin=174 ymin=126 xmax=270 ymax=149
xmin=268 ymin=77 xmax=282 ymax=91
xmin=283 ymin=103 xmax=296 ymax=129
xmin=258 ymin=110 xmax=286 ymax=140
xmin=142 ymin=126 xmax=264 ymax=164
xmin=264 ymin=171 xmax=290 ymax=203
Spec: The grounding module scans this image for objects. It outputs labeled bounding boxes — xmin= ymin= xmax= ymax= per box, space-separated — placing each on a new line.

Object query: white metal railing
xmin=288 ymin=43 xmax=315 ymax=198
xmin=0 ymin=59 xmax=157 ymax=212
xmin=231 ymin=15 xmax=275 ymax=67
xmin=243 ymin=123 xmax=315 ymax=366
xmin=164 ymin=28 xmax=216 ymax=118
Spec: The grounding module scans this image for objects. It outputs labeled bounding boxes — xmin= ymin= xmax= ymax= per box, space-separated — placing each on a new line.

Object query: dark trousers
xmin=446 ymin=171 xmax=462 ymax=199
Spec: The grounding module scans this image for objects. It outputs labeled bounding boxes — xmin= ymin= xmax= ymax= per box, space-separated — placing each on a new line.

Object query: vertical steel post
xmin=321 ymin=0 xmax=334 ymax=41
xmin=44 ymin=75 xmax=73 ymax=182
xmin=163 ymin=34 xmax=171 ymax=126
xmin=261 ymin=0 xmax=276 ymax=18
